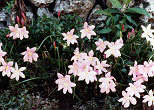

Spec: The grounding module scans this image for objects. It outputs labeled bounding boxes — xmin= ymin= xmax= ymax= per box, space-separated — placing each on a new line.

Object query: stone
xmin=0 ymin=10 xmax=7 ymax=21
xmin=138 ymin=0 xmax=154 ymax=23
xmin=37 ymin=7 xmax=53 ymax=18
xmin=26 ymin=12 xmax=34 ymax=20
xmin=54 ymin=0 xmax=95 ymax=18
xmin=29 ymin=0 xmax=54 ymax=7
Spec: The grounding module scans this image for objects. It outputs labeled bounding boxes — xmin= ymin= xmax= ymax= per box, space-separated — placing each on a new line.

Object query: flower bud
xmin=16 ymin=16 xmax=20 ymax=24
xmin=103 ymin=54 xmax=106 ymax=59
xmin=122 ymin=24 xmax=124 ymax=31
xmin=22 ymin=12 xmax=26 ymax=21
xmin=128 ymin=32 xmax=130 ymax=39
xmin=58 ymin=11 xmax=61 ymax=19
xmin=6 ymin=34 xmax=10 ymax=37
xmin=132 ymin=28 xmax=135 ymax=35
xmin=53 ymin=41 xmax=56 ymax=50
xmin=21 ymin=18 xmax=24 ymax=26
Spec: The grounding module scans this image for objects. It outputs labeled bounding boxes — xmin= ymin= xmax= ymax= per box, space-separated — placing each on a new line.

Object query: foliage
xmin=0 ymin=0 xmax=153 ymax=109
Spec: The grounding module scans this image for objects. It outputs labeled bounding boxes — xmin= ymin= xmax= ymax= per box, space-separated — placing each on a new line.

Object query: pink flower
xmin=118 ymin=91 xmax=137 ymax=108
xmin=115 ymin=38 xmax=124 ymax=49
xmin=62 ymin=29 xmax=79 ymax=46
xmin=11 ymin=63 xmax=26 ymax=81
xmin=21 ymin=47 xmax=39 ymax=63
xmin=95 ymin=39 xmax=108 ymax=53
xmin=142 ymin=90 xmax=154 ymax=106
xmin=126 ymin=81 xmax=146 ymax=98
xmin=68 ymin=61 xmax=80 ymax=76
xmin=55 ymin=73 xmax=76 ymax=94
xmin=0 ymin=61 xmax=14 ymax=77
xmin=78 ymin=66 xmax=97 ymax=84
xmin=19 ymin=26 xmax=29 ymax=40
xmin=9 ymin=24 xmax=21 ymax=39
xmin=129 ymin=61 xmax=140 ymax=77
xmin=0 ymin=43 xmax=7 ymax=62
xmin=80 ymin=22 xmax=96 ymax=39
xmin=132 ymin=74 xmax=148 ymax=82
xmin=104 ymin=42 xmax=121 ymax=58
xmin=95 ymin=60 xmax=110 ymax=74
xmin=9 ymin=24 xmax=29 ymax=40
xmin=99 ymin=72 xmax=116 ymax=94
xmin=71 ymin=48 xmax=87 ymax=62
xmin=139 ymin=61 xmax=154 ymax=77
xmin=83 ymin=50 xmax=95 ymax=64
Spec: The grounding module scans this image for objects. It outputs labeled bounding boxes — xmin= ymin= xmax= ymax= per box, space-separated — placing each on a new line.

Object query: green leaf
xmin=109 ymin=0 xmax=123 ymax=8
xmin=106 ymin=17 xmax=112 ymax=26
xmin=108 ymin=9 xmax=121 ymax=13
xmin=98 ymin=28 xmax=112 ymax=34
xmin=131 ymin=19 xmax=137 ymax=27
xmin=95 ymin=10 xmax=111 ymax=16
xmin=114 ymin=14 xmax=120 ymax=24
xmin=126 ymin=8 xmax=150 ymax=17
xmin=126 ymin=15 xmax=132 ymax=23
xmin=121 ymin=68 xmax=127 ymax=73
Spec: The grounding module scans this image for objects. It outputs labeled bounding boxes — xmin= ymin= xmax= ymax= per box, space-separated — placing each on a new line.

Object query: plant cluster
xmin=0 ymin=0 xmax=153 ymax=109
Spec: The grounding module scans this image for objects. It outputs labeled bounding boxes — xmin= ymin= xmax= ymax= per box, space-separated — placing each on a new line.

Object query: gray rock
xmin=139 ymin=0 xmax=154 ymax=23
xmin=26 ymin=12 xmax=34 ymax=20
xmin=30 ymin=0 xmax=54 ymax=7
xmin=54 ymin=0 xmax=95 ymax=18
xmin=37 ymin=7 xmax=53 ymax=18
xmin=0 ymin=10 xmax=7 ymax=21
xmin=0 ymin=22 xmax=5 ymax=29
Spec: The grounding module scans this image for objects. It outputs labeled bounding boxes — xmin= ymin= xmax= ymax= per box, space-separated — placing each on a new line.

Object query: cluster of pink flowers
xmin=55 ymin=73 xmax=76 ymax=94
xmin=62 ymin=22 xmax=96 ymax=46
xmin=129 ymin=60 xmax=154 ymax=82
xmin=56 ymin=47 xmax=116 ymax=94
xmin=0 ymin=24 xmax=39 ymax=81
xmin=0 ymin=43 xmax=26 ymax=81
xmin=8 ymin=24 xmax=29 ymax=40
xmin=59 ymin=23 xmax=154 ymax=107
xmin=118 ymin=60 xmax=154 ymax=108
xmin=95 ymin=38 xmax=124 ymax=58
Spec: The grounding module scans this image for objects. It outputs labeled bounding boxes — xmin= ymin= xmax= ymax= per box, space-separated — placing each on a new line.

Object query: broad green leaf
xmin=115 ymin=24 xmax=120 ymax=29
xmin=121 ymin=68 xmax=127 ymax=73
xmin=131 ymin=19 xmax=137 ymax=27
xmin=106 ymin=17 xmax=112 ymax=26
xmin=126 ymin=8 xmax=150 ymax=17
xmin=109 ymin=0 xmax=123 ymax=8
xmin=95 ymin=10 xmax=111 ymax=16
xmin=125 ymin=15 xmax=131 ymax=22
xmin=98 ymin=28 xmax=112 ymax=34
xmin=108 ymin=9 xmax=121 ymax=13
xmin=114 ymin=14 xmax=120 ymax=24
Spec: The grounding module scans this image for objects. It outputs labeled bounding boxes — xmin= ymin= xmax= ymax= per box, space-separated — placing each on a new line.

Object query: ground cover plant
xmin=0 ymin=0 xmax=153 ymax=109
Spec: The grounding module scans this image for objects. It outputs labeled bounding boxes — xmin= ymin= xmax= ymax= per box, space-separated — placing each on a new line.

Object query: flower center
xmin=85 ymin=29 xmax=89 ymax=32
xmin=64 ymin=82 xmax=68 ymax=87
xmin=28 ymin=52 xmax=32 ymax=56
xmin=5 ymin=66 xmax=9 ymax=71
xmin=68 ymin=35 xmax=72 ymax=39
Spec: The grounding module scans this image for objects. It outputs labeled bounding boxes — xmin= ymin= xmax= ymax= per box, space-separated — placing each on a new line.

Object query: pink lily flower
xmin=80 ymin=22 xmax=96 ymax=39
xmin=118 ymin=91 xmax=137 ymax=108
xmin=55 ymin=73 xmax=76 ymax=94
xmin=0 ymin=61 xmax=14 ymax=77
xmin=99 ymin=72 xmax=116 ymax=94
xmin=21 ymin=47 xmax=39 ymax=63
xmin=11 ymin=63 xmax=26 ymax=81
xmin=142 ymin=90 xmax=154 ymax=106
xmin=126 ymin=81 xmax=146 ymax=98
xmin=95 ymin=39 xmax=108 ymax=53
xmin=62 ymin=29 xmax=79 ymax=46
